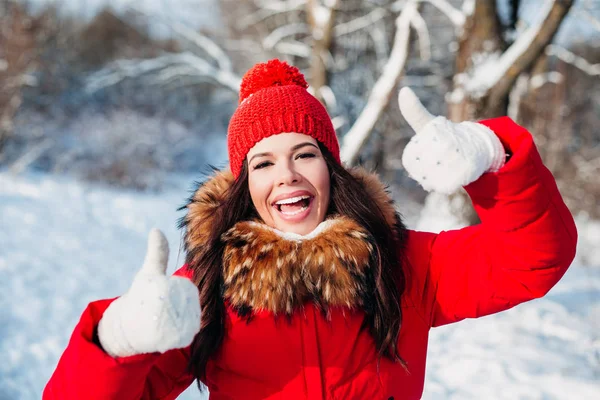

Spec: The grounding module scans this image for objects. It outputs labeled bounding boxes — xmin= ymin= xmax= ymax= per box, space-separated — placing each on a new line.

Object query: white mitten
xmin=98 ymin=229 xmax=201 ymax=357
xmin=398 ymin=87 xmax=506 ymax=194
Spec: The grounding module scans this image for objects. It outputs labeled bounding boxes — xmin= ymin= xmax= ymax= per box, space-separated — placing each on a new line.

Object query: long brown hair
xmin=183 ymin=144 xmax=407 ymax=384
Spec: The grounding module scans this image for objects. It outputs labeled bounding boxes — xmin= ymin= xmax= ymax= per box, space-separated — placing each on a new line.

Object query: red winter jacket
xmin=43 ymin=118 xmax=577 ymax=399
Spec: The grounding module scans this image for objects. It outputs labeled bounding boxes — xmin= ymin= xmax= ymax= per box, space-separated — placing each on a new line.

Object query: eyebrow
xmin=248 ymin=142 xmax=319 ymax=164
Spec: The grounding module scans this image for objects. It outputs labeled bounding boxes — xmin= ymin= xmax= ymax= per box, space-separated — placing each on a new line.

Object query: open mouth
xmin=273 ymin=195 xmax=313 ymax=216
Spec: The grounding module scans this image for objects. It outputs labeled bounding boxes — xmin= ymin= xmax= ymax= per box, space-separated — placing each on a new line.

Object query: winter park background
xmin=1 ymin=0 xmax=599 ymax=399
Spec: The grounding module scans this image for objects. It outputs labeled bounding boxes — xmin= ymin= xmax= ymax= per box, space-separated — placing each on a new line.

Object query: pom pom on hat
xmin=239 ymin=59 xmax=308 ymax=104
xmin=228 ymin=59 xmax=340 ymax=177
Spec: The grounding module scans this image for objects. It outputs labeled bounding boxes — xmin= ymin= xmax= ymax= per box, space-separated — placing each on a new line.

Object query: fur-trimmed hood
xmin=180 ymin=167 xmax=403 ymax=316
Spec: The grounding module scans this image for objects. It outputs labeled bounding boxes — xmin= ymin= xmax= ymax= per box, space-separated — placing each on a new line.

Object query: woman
xmin=44 ymin=59 xmax=577 ymax=399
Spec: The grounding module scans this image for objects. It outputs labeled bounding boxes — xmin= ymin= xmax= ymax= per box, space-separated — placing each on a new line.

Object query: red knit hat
xmin=227 ymin=59 xmax=340 ymax=177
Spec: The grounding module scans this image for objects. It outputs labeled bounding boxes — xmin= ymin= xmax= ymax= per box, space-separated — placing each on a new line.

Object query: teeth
xmin=275 ymin=195 xmax=310 ymax=205
xmin=280 ymin=205 xmax=309 ymax=216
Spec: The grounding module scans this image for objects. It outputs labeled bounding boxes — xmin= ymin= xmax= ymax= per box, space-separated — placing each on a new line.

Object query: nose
xmin=277 ymin=160 xmax=301 ymax=186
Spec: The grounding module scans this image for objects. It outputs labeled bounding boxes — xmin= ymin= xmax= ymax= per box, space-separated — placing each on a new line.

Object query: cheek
xmin=313 ymin=164 xmax=331 ymax=207
xmin=248 ymin=175 xmax=271 ymax=217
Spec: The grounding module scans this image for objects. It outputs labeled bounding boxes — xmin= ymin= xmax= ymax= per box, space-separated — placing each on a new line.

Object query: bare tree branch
xmin=85 ymin=52 xmax=241 ymax=94
xmin=341 ymin=1 xmax=418 ymax=165
xmin=333 ymin=8 xmax=388 ymax=37
xmin=263 ymin=23 xmax=309 ymax=50
xmin=546 ymin=44 xmax=600 ymax=76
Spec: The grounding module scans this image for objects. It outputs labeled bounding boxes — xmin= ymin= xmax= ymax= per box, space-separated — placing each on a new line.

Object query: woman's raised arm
xmin=43 ymin=231 xmax=200 ymax=399
xmin=402 ymin=116 xmax=577 ymax=327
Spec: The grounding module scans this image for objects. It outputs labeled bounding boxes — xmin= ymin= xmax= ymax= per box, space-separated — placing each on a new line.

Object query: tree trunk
xmin=306 ymin=0 xmax=339 ymax=103
xmin=448 ymin=0 xmax=507 ymax=122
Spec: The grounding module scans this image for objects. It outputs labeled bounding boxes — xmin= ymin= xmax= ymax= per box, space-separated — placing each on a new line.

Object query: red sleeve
xmin=43 ymin=266 xmax=196 ymax=400
xmin=404 ymin=117 xmax=577 ymax=327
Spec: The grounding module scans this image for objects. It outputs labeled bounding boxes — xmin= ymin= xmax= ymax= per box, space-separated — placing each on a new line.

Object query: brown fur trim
xmin=181 ymin=169 xmax=235 ymax=265
xmin=221 ymin=217 xmax=374 ymax=315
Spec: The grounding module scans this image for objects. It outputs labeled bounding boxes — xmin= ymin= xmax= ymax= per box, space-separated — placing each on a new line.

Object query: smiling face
xmin=246 ymin=133 xmax=331 ymax=235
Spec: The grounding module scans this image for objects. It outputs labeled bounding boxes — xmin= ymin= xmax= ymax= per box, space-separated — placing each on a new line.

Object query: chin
xmin=277 ymin=221 xmax=319 ymax=235
xmin=293 ymin=224 xmax=319 ymax=235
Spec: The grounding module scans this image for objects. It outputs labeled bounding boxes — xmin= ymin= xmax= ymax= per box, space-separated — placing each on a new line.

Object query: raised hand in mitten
xmin=98 ymin=229 xmax=201 ymax=357
xmin=398 ymin=87 xmax=506 ymax=194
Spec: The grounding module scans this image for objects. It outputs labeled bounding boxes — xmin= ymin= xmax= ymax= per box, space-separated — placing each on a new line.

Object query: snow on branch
xmin=166 ymin=21 xmax=233 ymax=73
xmin=410 ymin=8 xmax=431 ymax=61
xmin=255 ymin=0 xmax=307 ymax=12
xmin=333 ymin=8 xmax=388 ymax=37
xmin=126 ymin=6 xmax=234 ymax=73
xmin=83 ymin=7 xmax=241 ymax=95
xmin=392 ymin=0 xmax=465 ymax=27
xmin=263 ymin=23 xmax=309 ymax=50
xmin=419 ymin=0 xmax=466 ymax=27
xmin=465 ymin=0 xmax=573 ymax=99
xmin=369 ymin=25 xmax=390 ymax=67
xmin=507 ymin=74 xmax=527 ymax=121
xmin=318 ymin=85 xmax=337 ymax=112
xmin=307 ymin=0 xmax=338 ymax=40
xmin=274 ymin=41 xmax=312 ymax=57
xmin=85 ymin=52 xmax=241 ymax=94
xmin=238 ymin=0 xmax=307 ymax=29
xmin=546 ymin=45 xmax=600 ymax=76
xmin=529 ymin=71 xmax=563 ymax=89
xmin=340 ymin=2 xmax=418 ymax=165
xmin=461 ymin=0 xmax=475 ymax=17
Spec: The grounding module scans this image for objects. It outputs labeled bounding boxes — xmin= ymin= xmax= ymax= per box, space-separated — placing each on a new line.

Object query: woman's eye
xmin=253 ymin=161 xmax=272 ymax=170
xmin=296 ymin=152 xmax=316 ymax=160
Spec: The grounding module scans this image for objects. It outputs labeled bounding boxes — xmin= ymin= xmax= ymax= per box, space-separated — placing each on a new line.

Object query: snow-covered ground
xmin=1 ymin=170 xmax=599 ymax=399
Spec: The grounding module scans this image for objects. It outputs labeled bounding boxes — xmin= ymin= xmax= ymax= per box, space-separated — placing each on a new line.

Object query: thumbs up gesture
xmin=398 ymin=87 xmax=506 ymax=194
xmin=98 ymin=229 xmax=201 ymax=357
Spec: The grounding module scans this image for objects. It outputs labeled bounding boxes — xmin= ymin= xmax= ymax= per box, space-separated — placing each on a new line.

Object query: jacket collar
xmin=181 ymin=167 xmax=402 ymax=316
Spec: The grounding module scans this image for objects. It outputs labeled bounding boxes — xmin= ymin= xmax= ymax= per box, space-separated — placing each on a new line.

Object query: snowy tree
xmin=0 ymin=0 xmax=36 ymax=155
xmin=418 ymin=0 xmax=576 ymax=228
xmin=78 ymin=0 xmax=597 ymax=224
xmin=445 ymin=0 xmax=573 ymax=120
